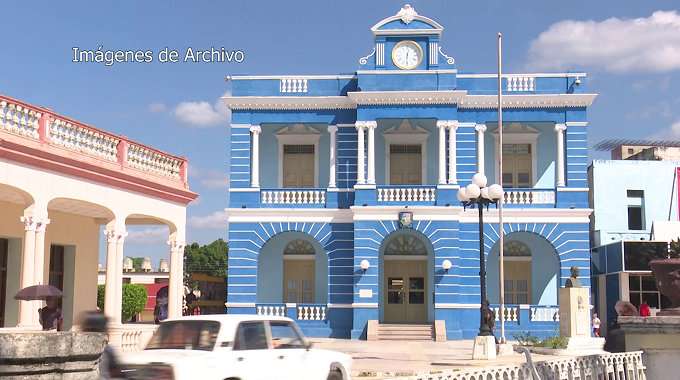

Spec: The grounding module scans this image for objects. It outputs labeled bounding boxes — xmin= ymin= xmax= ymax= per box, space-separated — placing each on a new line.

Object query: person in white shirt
xmin=592 ymin=313 xmax=601 ymax=337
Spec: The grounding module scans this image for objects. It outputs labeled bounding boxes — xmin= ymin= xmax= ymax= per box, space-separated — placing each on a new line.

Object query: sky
xmin=2 ymin=0 xmax=679 ymax=267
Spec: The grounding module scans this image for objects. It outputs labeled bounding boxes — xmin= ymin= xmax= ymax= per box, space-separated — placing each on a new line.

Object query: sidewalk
xmin=308 ymin=338 xmax=578 ymax=379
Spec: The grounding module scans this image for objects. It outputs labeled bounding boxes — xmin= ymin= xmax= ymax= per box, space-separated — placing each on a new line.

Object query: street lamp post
xmin=457 ymin=173 xmax=504 ymax=337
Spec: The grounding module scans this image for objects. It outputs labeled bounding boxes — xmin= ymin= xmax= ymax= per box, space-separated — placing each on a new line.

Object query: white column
xmin=448 ymin=121 xmax=459 ymax=184
xmin=355 ymin=122 xmax=366 ymax=185
xmin=328 ymin=125 xmax=338 ymax=188
xmin=18 ymin=216 xmax=37 ymax=328
xmin=32 ymin=218 xmax=50 ymax=327
xmin=250 ymin=125 xmax=261 ymax=188
xmin=475 ymin=124 xmax=487 ymax=174
xmin=555 ymin=124 xmax=567 ymax=187
xmin=437 ymin=121 xmax=447 ymax=184
xmin=103 ymin=230 xmax=122 ymax=320
xmin=367 ymin=121 xmax=377 ymax=185
xmin=167 ymin=240 xmax=187 ymax=319
xmin=114 ymin=232 xmax=127 ymax=324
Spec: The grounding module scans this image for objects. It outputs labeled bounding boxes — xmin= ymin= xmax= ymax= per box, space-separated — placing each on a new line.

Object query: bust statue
xmin=565 ymin=266 xmax=582 ymax=288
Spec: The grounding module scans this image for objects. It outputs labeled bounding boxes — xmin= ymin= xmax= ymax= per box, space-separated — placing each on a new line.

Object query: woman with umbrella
xmin=14 ymin=284 xmax=64 ymax=331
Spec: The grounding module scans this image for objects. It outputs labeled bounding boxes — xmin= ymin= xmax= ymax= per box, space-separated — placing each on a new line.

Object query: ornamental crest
xmin=397 ymin=4 xmax=418 ymax=25
xmin=398 ymin=212 xmax=414 ymax=228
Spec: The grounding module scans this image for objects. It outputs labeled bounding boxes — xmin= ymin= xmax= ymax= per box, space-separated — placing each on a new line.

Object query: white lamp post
xmin=457 ymin=173 xmax=504 ymax=337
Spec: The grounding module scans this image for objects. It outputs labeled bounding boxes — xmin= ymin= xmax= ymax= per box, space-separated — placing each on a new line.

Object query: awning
xmin=650 ymin=221 xmax=680 ymax=241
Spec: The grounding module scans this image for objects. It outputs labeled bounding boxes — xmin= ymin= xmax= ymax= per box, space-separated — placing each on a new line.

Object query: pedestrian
xmin=153 ymin=299 xmax=162 ymax=324
xmin=483 ymin=300 xmax=499 ymax=344
xmin=39 ymin=296 xmax=63 ymax=331
xmin=604 ymin=318 xmax=626 ymax=353
xmin=639 ymin=300 xmax=650 ymax=317
xmin=80 ymin=311 xmax=125 ymax=379
xmin=592 ymin=313 xmax=601 ymax=337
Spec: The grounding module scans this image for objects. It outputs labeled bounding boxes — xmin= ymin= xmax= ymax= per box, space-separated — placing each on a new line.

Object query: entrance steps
xmin=376 ymin=324 xmax=435 ymax=341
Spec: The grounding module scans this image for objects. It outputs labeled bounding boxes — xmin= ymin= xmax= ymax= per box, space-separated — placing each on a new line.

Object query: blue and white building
xmin=223 ymin=5 xmax=596 ymax=340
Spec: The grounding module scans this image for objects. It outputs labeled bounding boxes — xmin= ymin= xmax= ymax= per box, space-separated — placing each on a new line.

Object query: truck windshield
xmin=146 ymin=320 xmax=220 ymax=351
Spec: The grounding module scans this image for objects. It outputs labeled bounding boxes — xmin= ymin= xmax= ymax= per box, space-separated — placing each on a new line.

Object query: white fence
xmin=261 ymin=190 xmax=326 ymax=204
xmin=377 ymin=187 xmax=436 ymax=202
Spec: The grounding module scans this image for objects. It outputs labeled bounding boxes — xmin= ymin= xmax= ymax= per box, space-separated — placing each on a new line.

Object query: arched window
xmin=385 ymin=234 xmax=427 ymax=255
xmin=284 ymin=239 xmax=315 ymax=255
xmin=503 ymin=241 xmax=531 ymax=257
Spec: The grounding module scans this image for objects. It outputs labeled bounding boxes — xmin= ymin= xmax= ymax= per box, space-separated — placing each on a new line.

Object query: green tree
xmin=96 ymin=284 xmax=148 ymax=322
xmin=125 ymin=257 xmax=145 ymax=272
xmin=184 ymin=238 xmax=229 ymax=278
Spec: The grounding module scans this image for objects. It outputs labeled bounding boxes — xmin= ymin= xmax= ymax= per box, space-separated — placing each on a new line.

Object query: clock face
xmin=392 ymin=41 xmax=422 ymax=70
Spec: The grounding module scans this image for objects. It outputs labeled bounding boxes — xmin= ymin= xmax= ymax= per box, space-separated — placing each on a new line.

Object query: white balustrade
xmin=297 ymin=306 xmax=326 ymax=321
xmin=388 ymin=352 xmax=646 ymax=380
xmin=531 ymin=306 xmax=560 ymax=322
xmin=112 ymin=324 xmax=159 ymax=352
xmin=377 ymin=187 xmax=436 ymax=202
xmin=49 ymin=118 xmax=119 ymax=161
xmin=504 ymin=190 xmax=555 ymax=204
xmin=280 ymin=78 xmax=308 ymax=93
xmin=506 ymin=76 xmax=535 ymax=92
xmin=256 ymin=305 xmax=286 ymax=317
xmin=0 ymin=101 xmax=40 ymax=139
xmin=261 ymin=190 xmax=326 ymax=204
xmin=492 ymin=306 xmax=519 ymax=322
xmin=127 ymin=144 xmax=182 ymax=179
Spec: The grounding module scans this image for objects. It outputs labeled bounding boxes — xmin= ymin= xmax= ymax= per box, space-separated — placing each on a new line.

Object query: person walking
xmin=592 ymin=313 xmax=601 ymax=337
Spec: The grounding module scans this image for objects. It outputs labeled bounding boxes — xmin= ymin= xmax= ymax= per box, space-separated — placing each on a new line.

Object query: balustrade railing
xmin=280 ymin=78 xmax=308 ymax=93
xmin=506 ymin=76 xmax=535 ymax=92
xmin=531 ymin=305 xmax=560 ymax=322
xmin=256 ymin=304 xmax=287 ymax=317
xmin=492 ymin=306 xmax=519 ymax=322
xmin=504 ymin=189 xmax=555 ymax=205
xmin=377 ymin=186 xmax=436 ymax=202
xmin=114 ymin=324 xmax=159 ymax=352
xmin=0 ymin=94 xmax=188 ymax=186
xmin=297 ymin=305 xmax=326 ymax=321
xmin=261 ymin=189 xmax=326 ymax=204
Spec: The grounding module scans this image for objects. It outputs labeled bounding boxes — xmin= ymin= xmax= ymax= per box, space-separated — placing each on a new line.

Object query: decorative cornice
xmin=355 ymin=121 xmax=377 ymax=130
xmin=327 ymin=125 xmax=338 ymax=133
xmin=103 ymin=230 xmax=128 ymax=244
xmin=222 ymin=96 xmax=355 ymax=110
xmin=459 ymin=94 xmax=597 ymax=109
xmin=438 ymin=47 xmax=455 ymax=65
xmin=348 ymin=91 xmax=467 ymax=105
xmin=436 ymin=120 xmax=458 ymax=130
xmin=359 ymin=48 xmax=375 ymax=65
xmin=475 ymin=124 xmax=487 ymax=133
xmin=249 ymin=125 xmax=262 ymax=134
xmin=20 ymin=216 xmax=50 ymax=232
xmin=555 ymin=124 xmax=567 ymax=132
xmin=167 ymin=240 xmax=187 ymax=252
xmin=396 ymin=4 xmax=418 ymax=24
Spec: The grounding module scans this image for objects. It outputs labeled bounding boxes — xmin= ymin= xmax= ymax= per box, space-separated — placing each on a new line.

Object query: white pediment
xmin=381 ymin=119 xmax=431 ymax=136
xmin=491 ymin=122 xmax=541 ymax=135
xmin=275 ymin=124 xmax=323 ymax=136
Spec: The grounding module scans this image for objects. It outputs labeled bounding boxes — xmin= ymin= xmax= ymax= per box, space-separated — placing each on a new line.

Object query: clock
xmin=392 ymin=40 xmax=422 ymax=70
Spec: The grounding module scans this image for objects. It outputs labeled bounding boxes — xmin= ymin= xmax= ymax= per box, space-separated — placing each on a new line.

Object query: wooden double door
xmin=384 ymin=259 xmax=427 ymax=323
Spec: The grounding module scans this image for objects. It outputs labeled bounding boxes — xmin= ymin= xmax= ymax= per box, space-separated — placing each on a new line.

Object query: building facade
xmin=223 ymin=5 xmax=596 ymax=340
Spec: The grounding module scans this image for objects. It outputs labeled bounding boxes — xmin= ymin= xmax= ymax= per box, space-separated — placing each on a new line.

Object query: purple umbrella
xmin=14 ymin=285 xmax=64 ymax=301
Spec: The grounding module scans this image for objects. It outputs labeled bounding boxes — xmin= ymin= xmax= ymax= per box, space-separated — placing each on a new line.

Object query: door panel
xmin=385 ymin=260 xmax=427 ymax=323
xmin=503 ymin=261 xmax=532 ymax=304
xmin=283 ymin=260 xmax=315 ymax=303
xmin=283 ymin=145 xmax=314 ymax=188
xmin=502 ymin=144 xmax=532 ymax=188
xmin=390 ymin=145 xmax=422 ymax=185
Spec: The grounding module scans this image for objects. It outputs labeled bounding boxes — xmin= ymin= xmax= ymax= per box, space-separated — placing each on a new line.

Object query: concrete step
xmin=378 ymin=330 xmax=433 ymax=336
xmin=376 ymin=335 xmax=434 ymax=341
xmin=376 ymin=324 xmax=434 ymax=341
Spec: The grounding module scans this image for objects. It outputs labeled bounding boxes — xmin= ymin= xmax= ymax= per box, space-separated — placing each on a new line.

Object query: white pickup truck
xmin=118 ymin=315 xmax=352 ymax=380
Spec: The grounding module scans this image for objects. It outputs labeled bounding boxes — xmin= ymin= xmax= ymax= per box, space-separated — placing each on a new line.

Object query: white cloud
xmin=148 ymin=102 xmax=167 ymax=113
xmin=187 ymin=211 xmax=229 ymax=229
xmin=172 ymin=91 xmax=231 ymax=127
xmin=633 ymin=80 xmax=651 ymax=90
xmin=625 ymin=101 xmax=674 ymax=119
xmin=646 ymin=120 xmax=680 ymax=140
xmin=188 ymin=195 xmax=203 ymax=207
xmin=188 ymin=164 xmax=230 ymax=189
xmin=526 ymin=11 xmax=680 ymax=72
xmin=125 ymin=227 xmax=169 ymax=244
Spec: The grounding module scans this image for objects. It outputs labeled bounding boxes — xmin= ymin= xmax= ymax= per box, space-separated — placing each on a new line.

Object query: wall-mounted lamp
xmin=442 ymin=260 xmax=452 ymax=273
xmin=242 ymin=205 xmax=247 ymax=209
xmin=360 ymin=259 xmax=370 ymax=272
xmin=574 ymin=76 xmax=581 ymax=86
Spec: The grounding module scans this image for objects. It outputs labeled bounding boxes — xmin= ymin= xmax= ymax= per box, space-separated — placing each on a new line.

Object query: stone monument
xmin=557 ymin=266 xmax=605 ymax=353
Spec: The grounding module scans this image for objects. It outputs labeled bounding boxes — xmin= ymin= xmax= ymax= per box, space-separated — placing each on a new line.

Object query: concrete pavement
xmin=308 ymin=338 xmax=578 ymax=379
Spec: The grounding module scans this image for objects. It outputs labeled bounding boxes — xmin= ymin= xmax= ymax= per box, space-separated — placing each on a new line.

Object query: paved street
xmin=308 ymin=338 xmax=573 ymax=379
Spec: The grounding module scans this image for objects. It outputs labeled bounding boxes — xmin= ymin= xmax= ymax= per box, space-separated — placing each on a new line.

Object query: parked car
xmin=118 ymin=314 xmax=352 ymax=380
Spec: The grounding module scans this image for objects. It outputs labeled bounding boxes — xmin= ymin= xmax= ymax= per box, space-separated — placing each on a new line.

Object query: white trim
xmin=351 ymin=205 xmax=464 ymax=221
xmin=226 ymin=208 xmax=354 ymax=223
xmin=230 ymin=75 xmax=357 ymax=80
xmin=326 ymin=303 xmax=353 ymax=309
xmin=354 ymin=184 xmax=377 ymax=190
xmin=275 ymin=124 xmax=322 ymax=188
xmin=283 ymin=254 xmax=316 ymax=260
xmin=456 ymin=73 xmax=587 ymax=79
xmin=371 ymin=11 xmax=443 ymax=34
xmin=434 ymin=303 xmax=480 ymax=309
xmin=384 ymin=255 xmax=428 ymax=261
xmin=229 ymin=188 xmax=261 ymax=192
xmin=350 ymin=303 xmax=379 ymax=308
xmin=459 ymin=94 xmax=597 ymax=108
xmin=223 ymin=96 xmax=355 ymax=110
xmin=458 ymin=208 xmax=593 ymax=223
xmin=382 ymin=120 xmax=430 ymax=185
xmin=491 ymin=123 xmax=541 ymax=187
xmin=231 ymin=124 xmax=253 ymax=129
xmin=373 ymin=29 xmax=442 ymax=37
xmin=556 ymin=187 xmax=589 ymax=192
xmin=225 ymin=302 xmax=256 ymax=308
xmin=565 ymin=122 xmax=588 ymax=127
xmin=437 ymin=185 xmax=460 ymax=190
xmin=519 ymin=304 xmax=531 ymax=310
xmin=349 ymin=91 xmax=466 ymax=105
xmin=355 ymin=70 xmax=459 ymax=75
xmin=503 ymin=256 xmax=532 ymax=262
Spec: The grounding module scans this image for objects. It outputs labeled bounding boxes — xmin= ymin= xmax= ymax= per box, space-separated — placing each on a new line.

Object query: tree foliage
xmin=97 ymin=284 xmax=148 ymax=322
xmin=184 ymin=238 xmax=229 ymax=278
xmin=130 ymin=257 xmax=144 ymax=272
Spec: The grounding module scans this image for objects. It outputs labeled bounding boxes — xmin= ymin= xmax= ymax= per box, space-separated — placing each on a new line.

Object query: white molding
xmin=226 ymin=208 xmax=354 ymax=223
xmin=556 ymin=187 xmax=589 ymax=192
xmin=354 ymin=184 xmax=377 ymax=190
xmin=382 ymin=120 xmax=430 ymax=185
xmin=350 ymin=303 xmax=379 ymax=308
xmin=230 ymin=75 xmax=357 ymax=80
xmin=231 ymin=124 xmax=252 ymax=129
xmin=283 ymin=254 xmax=316 ymax=260
xmin=355 ymin=70 xmax=459 ymax=75
xmin=384 ymin=255 xmax=427 ymax=261
xmin=229 ymin=188 xmax=261 ymax=192
xmin=491 ymin=123 xmax=541 ymax=187
xmin=223 ymin=96 xmax=355 ymax=110
xmin=373 ymin=29 xmax=443 ymax=37
xmin=504 ymin=256 xmax=532 ymax=262
xmin=326 ymin=303 xmax=353 ymax=309
xmin=348 ymin=91 xmax=466 ymax=105
xmin=565 ymin=122 xmax=588 ymax=127
xmin=275 ymin=124 xmax=322 ymax=188
xmin=350 ymin=205 xmax=464 ymax=221
xmin=437 ymin=185 xmax=460 ymax=190
xmin=225 ymin=302 xmax=256 ymax=308
xmin=458 ymin=208 xmax=593 ymax=223
xmin=459 ymin=94 xmax=597 ymax=108
xmin=434 ymin=303 xmax=480 ymax=309
xmin=456 ymin=73 xmax=587 ymax=79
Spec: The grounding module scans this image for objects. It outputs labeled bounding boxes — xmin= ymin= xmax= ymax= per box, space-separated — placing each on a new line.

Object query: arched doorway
xmin=380 ymin=230 xmax=433 ymax=323
xmin=283 ymin=239 xmax=315 ymax=303
xmin=502 ymin=241 xmax=532 ymax=305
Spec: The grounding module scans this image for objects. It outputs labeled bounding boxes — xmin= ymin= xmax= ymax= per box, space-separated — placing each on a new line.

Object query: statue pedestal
xmin=558 ymin=287 xmax=605 ymax=353
xmin=472 ymin=336 xmax=497 ymax=360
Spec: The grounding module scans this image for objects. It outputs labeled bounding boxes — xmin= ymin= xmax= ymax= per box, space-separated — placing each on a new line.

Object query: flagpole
xmin=497 ymin=32 xmax=506 ymax=344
